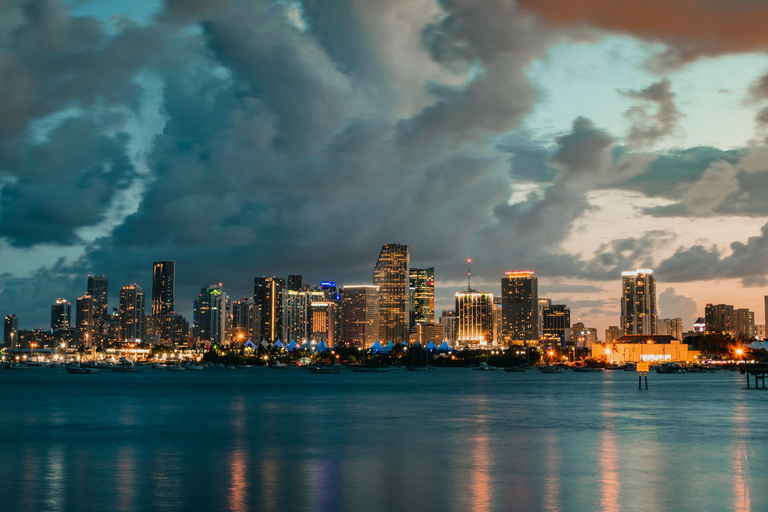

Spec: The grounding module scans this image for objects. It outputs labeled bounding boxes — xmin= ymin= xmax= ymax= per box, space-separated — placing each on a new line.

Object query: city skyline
xmin=3 ymin=1 xmax=768 ymax=338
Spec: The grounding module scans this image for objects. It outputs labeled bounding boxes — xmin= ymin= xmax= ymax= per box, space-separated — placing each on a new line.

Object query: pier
xmin=741 ymin=364 xmax=768 ymax=389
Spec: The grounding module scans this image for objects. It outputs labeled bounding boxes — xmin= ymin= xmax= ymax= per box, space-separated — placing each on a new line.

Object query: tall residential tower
xmin=373 ymin=243 xmax=410 ymax=342
xmin=620 ymin=269 xmax=656 ymax=336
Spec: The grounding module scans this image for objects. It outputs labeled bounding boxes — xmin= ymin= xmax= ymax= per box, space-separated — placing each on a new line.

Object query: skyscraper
xmin=194 ymin=284 xmax=227 ymax=346
xmin=232 ymin=298 xmax=257 ymax=343
xmin=310 ymin=300 xmax=336 ymax=347
xmin=501 ymin=271 xmax=539 ymax=343
xmin=4 ymin=314 xmax=17 ymax=348
xmin=76 ymin=295 xmax=94 ymax=346
xmin=254 ymin=277 xmax=285 ymax=342
xmin=455 ymin=290 xmax=494 ymax=346
xmin=282 ymin=290 xmax=316 ymax=343
xmin=541 ymin=303 xmax=570 ymax=346
xmin=152 ymin=261 xmax=175 ymax=318
xmin=620 ymin=269 xmax=656 ymax=336
xmin=51 ymin=298 xmax=71 ymax=332
xmin=287 ymin=274 xmax=303 ymax=292
xmin=409 ymin=267 xmax=435 ymax=325
xmin=87 ymin=275 xmax=108 ymax=318
xmin=373 ymin=243 xmax=410 ymax=342
xmin=341 ymin=285 xmax=380 ymax=348
xmin=119 ymin=285 xmax=145 ymax=341
xmin=705 ymin=303 xmax=734 ymax=335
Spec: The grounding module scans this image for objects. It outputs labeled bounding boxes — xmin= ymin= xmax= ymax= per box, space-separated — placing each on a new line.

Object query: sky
xmin=2 ymin=0 xmax=768 ymax=337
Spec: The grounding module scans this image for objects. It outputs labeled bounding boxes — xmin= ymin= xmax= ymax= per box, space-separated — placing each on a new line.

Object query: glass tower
xmin=373 ymin=243 xmax=410 ymax=342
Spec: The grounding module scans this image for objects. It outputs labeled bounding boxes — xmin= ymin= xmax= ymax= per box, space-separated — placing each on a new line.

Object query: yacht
xmin=185 ymin=362 xmax=205 ymax=370
xmin=655 ymin=362 xmax=686 ymax=374
xmin=539 ymin=365 xmax=563 ymax=374
xmin=166 ymin=364 xmax=186 ymax=371
xmin=268 ymin=361 xmax=287 ymax=369
xmin=504 ymin=366 xmax=525 ymax=372
xmin=66 ymin=364 xmax=100 ymax=374
xmin=309 ymin=365 xmax=341 ymax=374
xmin=112 ymin=359 xmax=140 ymax=372
xmin=473 ymin=362 xmax=498 ymax=371
xmin=572 ymin=367 xmax=603 ymax=373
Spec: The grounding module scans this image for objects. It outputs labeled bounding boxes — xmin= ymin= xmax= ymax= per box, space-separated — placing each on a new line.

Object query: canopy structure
xmin=425 ymin=341 xmax=436 ymax=350
xmin=401 ymin=340 xmax=410 ymax=347
xmin=748 ymin=341 xmax=768 ymax=351
xmin=438 ymin=341 xmax=451 ymax=352
xmin=370 ymin=340 xmax=383 ymax=353
xmin=383 ymin=341 xmax=394 ymax=352
xmin=272 ymin=339 xmax=285 ymax=349
xmin=260 ymin=339 xmax=270 ymax=349
xmin=315 ymin=341 xmax=330 ymax=352
xmin=286 ymin=341 xmax=299 ymax=351
xmin=244 ymin=340 xmax=256 ymax=349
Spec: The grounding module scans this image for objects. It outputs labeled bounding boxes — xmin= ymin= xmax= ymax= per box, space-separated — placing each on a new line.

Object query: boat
xmin=151 ymin=363 xmax=164 ymax=369
xmin=185 ymin=362 xmax=205 ymax=370
xmin=539 ymin=365 xmax=562 ymax=374
xmin=268 ymin=361 xmax=287 ymax=369
xmin=572 ymin=367 xmax=603 ymax=373
xmin=112 ymin=360 xmax=140 ymax=373
xmin=655 ymin=362 xmax=686 ymax=374
xmin=685 ymin=366 xmax=707 ymax=373
xmin=504 ymin=366 xmax=526 ymax=372
xmin=473 ymin=362 xmax=498 ymax=371
xmin=225 ymin=364 xmax=236 ymax=370
xmin=5 ymin=363 xmax=28 ymax=370
xmin=166 ymin=364 xmax=186 ymax=371
xmin=407 ymin=366 xmax=428 ymax=371
xmin=66 ymin=364 xmax=100 ymax=374
xmin=309 ymin=365 xmax=341 ymax=374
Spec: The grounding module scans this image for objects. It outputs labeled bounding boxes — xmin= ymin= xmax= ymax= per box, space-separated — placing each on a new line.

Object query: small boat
xmin=27 ymin=361 xmax=43 ymax=367
xmin=225 ymin=364 xmax=236 ymax=370
xmin=66 ymin=364 xmax=100 ymax=374
xmin=655 ymin=362 xmax=686 ymax=374
xmin=185 ymin=362 xmax=205 ymax=370
xmin=268 ymin=361 xmax=287 ymax=369
xmin=112 ymin=360 xmax=140 ymax=373
xmin=166 ymin=364 xmax=186 ymax=371
xmin=473 ymin=362 xmax=498 ymax=371
xmin=5 ymin=363 xmax=29 ymax=370
xmin=407 ymin=366 xmax=428 ymax=371
xmin=572 ymin=367 xmax=603 ymax=373
xmin=309 ymin=365 xmax=341 ymax=374
xmin=685 ymin=366 xmax=707 ymax=373
xmin=151 ymin=363 xmax=164 ymax=369
xmin=539 ymin=365 xmax=562 ymax=374
xmin=504 ymin=366 xmax=525 ymax=372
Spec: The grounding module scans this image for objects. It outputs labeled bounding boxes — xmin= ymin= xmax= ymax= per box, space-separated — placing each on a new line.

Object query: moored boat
xmin=309 ymin=365 xmax=341 ymax=374
xmin=504 ymin=366 xmax=525 ymax=372
xmin=539 ymin=365 xmax=562 ymax=374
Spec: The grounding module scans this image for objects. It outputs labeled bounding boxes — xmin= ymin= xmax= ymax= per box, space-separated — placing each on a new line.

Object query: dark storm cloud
xmin=496 ymin=134 xmax=559 ymax=182
xmin=581 ymin=231 xmax=674 ymax=280
xmin=656 ymin=221 xmax=768 ymax=285
xmin=621 ymin=78 xmax=683 ymax=149
xmin=0 ymin=114 xmax=138 ymax=246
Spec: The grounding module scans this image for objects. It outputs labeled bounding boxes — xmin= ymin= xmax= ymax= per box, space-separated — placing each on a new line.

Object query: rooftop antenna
xmin=467 ymin=258 xmax=471 ymax=292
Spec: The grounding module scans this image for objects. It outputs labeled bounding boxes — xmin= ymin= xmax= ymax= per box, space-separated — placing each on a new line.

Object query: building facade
xmin=501 ymin=271 xmax=539 ymax=343
xmin=119 ymin=285 xmax=145 ymax=342
xmin=620 ymin=269 xmax=657 ymax=336
xmin=657 ymin=318 xmax=683 ymax=341
xmin=541 ymin=303 xmax=570 ymax=346
xmin=254 ymin=277 xmax=285 ymax=343
xmin=409 ymin=267 xmax=434 ymax=325
xmin=455 ymin=290 xmax=494 ymax=346
xmin=194 ymin=285 xmax=227 ymax=347
xmin=373 ymin=243 xmax=410 ymax=342
xmin=310 ymin=300 xmax=336 ymax=347
xmin=4 ymin=314 xmax=18 ymax=348
xmin=341 ymin=285 xmax=380 ymax=348
xmin=51 ymin=298 xmax=71 ymax=333
xmin=152 ymin=261 xmax=175 ymax=318
xmin=87 ymin=275 xmax=108 ymax=318
xmin=76 ymin=295 xmax=94 ymax=346
xmin=705 ymin=303 xmax=735 ymax=335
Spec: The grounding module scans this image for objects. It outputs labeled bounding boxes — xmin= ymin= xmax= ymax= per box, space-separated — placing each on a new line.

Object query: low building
xmin=596 ymin=335 xmax=696 ymax=363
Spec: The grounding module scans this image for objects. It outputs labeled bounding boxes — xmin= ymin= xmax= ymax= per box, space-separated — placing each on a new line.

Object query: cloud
xmin=621 ymin=78 xmax=683 ymax=149
xmin=658 ymin=287 xmax=698 ymax=327
xmin=516 ymin=0 xmax=768 ymax=67
xmin=581 ymin=230 xmax=675 ymax=280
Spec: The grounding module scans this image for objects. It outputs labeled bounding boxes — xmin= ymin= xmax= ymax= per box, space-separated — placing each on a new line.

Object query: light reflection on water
xmin=2 ymin=367 xmax=768 ymax=511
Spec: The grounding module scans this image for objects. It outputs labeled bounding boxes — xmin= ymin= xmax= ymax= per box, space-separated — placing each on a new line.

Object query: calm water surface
xmin=1 ymin=367 xmax=766 ymax=511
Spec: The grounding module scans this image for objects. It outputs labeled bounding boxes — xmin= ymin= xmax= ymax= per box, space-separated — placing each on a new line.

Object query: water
xmin=1 ymin=367 xmax=766 ymax=511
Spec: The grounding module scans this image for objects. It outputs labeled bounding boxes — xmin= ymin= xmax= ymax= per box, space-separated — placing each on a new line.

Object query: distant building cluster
xmin=2 ymin=246 xmax=766 ymax=356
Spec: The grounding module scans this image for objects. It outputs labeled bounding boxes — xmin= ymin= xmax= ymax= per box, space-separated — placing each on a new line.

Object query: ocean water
xmin=0 ymin=366 xmax=766 ymax=512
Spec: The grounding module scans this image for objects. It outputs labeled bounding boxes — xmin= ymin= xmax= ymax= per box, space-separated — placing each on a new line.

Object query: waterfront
xmin=0 ymin=368 xmax=766 ymax=511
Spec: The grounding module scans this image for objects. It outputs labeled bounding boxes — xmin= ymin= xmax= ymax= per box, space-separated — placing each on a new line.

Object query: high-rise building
xmin=735 ymin=309 xmax=756 ymax=339
xmin=620 ymin=269 xmax=657 ymax=335
xmin=287 ymin=274 xmax=302 ymax=292
xmin=87 ymin=275 xmax=108 ymax=318
xmin=705 ymin=303 xmax=735 ymax=335
xmin=254 ymin=277 xmax=284 ymax=342
xmin=152 ymin=261 xmax=175 ymax=318
xmin=409 ymin=267 xmax=435 ymax=325
xmin=501 ymin=271 xmax=539 ymax=343
xmin=541 ymin=303 xmax=570 ymax=346
xmin=341 ymin=285 xmax=380 ymax=348
xmin=76 ymin=295 xmax=94 ymax=346
xmin=194 ymin=285 xmax=227 ymax=346
xmin=119 ymin=285 xmax=145 ymax=341
xmin=282 ymin=290 xmax=317 ymax=343
xmin=310 ymin=300 xmax=336 ymax=347
xmin=373 ymin=243 xmax=410 ymax=342
xmin=162 ymin=314 xmax=189 ymax=345
xmin=4 ymin=314 xmax=17 ymax=348
xmin=440 ymin=310 xmax=457 ymax=343
xmin=605 ymin=326 xmax=621 ymax=345
xmin=455 ymin=290 xmax=494 ymax=346
xmin=657 ymin=318 xmax=683 ymax=341
xmin=232 ymin=298 xmax=257 ymax=343
xmin=51 ymin=298 xmax=71 ymax=332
